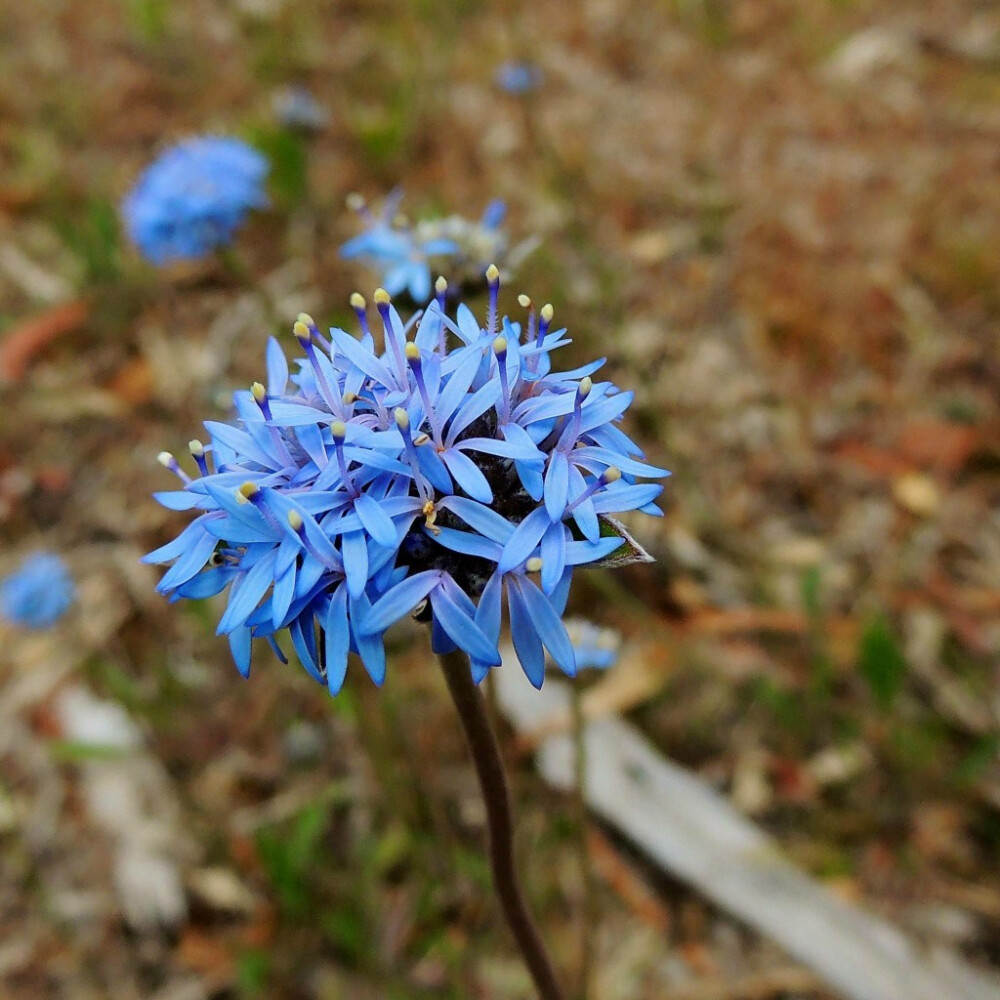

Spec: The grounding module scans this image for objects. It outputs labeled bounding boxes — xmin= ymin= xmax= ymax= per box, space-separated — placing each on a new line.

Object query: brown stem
xmin=437 ymin=649 xmax=566 ymax=1000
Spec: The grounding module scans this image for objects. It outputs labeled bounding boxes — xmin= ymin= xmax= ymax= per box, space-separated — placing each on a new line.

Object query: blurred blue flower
xmin=123 ymin=137 xmax=269 ymax=265
xmin=564 ymin=618 xmax=620 ymax=671
xmin=272 ymin=86 xmax=330 ymax=132
xmin=0 ymin=553 xmax=75 ymax=629
xmin=147 ymin=270 xmax=666 ymax=690
xmin=494 ymin=61 xmax=543 ymax=95
xmin=340 ymin=193 xmax=536 ymax=301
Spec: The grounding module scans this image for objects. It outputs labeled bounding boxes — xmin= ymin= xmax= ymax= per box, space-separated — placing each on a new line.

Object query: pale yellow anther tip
xmin=296 ymin=312 xmax=315 ymax=328
xmin=517 ymin=293 xmax=532 ymax=309
xmin=349 ymin=292 xmax=366 ymax=310
xmin=580 ymin=376 xmax=593 ymax=396
xmin=157 ymin=451 xmax=175 ymax=468
xmin=404 ymin=342 xmax=421 ymax=361
xmin=486 ymin=264 xmax=500 ymax=284
xmin=346 ymin=192 xmax=365 ymax=211
xmin=525 ymin=557 xmax=543 ymax=573
xmin=434 ymin=275 xmax=448 ymax=294
xmin=493 ymin=335 xmax=508 ymax=354
xmin=394 ymin=407 xmax=410 ymax=430
xmin=188 ymin=440 xmax=204 ymax=456
xmin=373 ymin=288 xmax=391 ymax=305
xmin=540 ymin=303 xmax=554 ymax=322
xmin=330 ymin=420 xmax=347 ymax=439
xmin=292 ymin=320 xmax=312 ymax=341
xmin=238 ymin=481 xmax=260 ymax=500
xmin=251 ymin=381 xmax=266 ymax=402
xmin=287 ymin=510 xmax=304 ymax=530
xmin=604 ymin=466 xmax=622 ymax=483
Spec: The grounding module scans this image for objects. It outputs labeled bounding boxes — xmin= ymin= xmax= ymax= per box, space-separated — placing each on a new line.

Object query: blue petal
xmin=442 ymin=449 xmax=493 ymax=503
xmin=540 ymin=522 xmax=567 ymax=594
xmin=507 ymin=581 xmax=545 ymax=688
xmin=361 ymin=570 xmax=441 ymax=634
xmin=498 ymin=507 xmax=551 ymax=573
xmin=324 ymin=585 xmax=351 ymax=695
xmin=512 ymin=575 xmax=576 ymax=677
xmin=341 ymin=530 xmax=369 ymax=599
xmin=354 ymin=494 xmax=399 ymax=548
xmin=437 ymin=496 xmax=514 ymax=544
xmin=266 ymin=337 xmax=289 ymax=395
xmin=430 ymin=581 xmax=501 ymax=667
xmin=544 ymin=452 xmax=569 ymax=520
xmin=228 ymin=627 xmax=253 ymax=678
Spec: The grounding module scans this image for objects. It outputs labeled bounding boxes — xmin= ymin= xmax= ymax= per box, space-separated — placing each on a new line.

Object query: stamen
xmin=486 ymin=264 xmax=500 ymax=336
xmin=188 ymin=439 xmax=209 ymax=477
xmin=494 ymin=335 xmax=511 ymax=424
xmin=294 ymin=320 xmax=344 ymax=419
xmin=518 ymin=294 xmax=537 ymax=367
xmin=375 ymin=288 xmax=406 ymax=380
xmin=396 ymin=406 xmax=429 ymax=501
xmin=537 ymin=302 xmax=553 ymax=348
xmin=350 ymin=292 xmax=372 ymax=338
xmin=434 ymin=275 xmax=448 ymax=314
xmin=406 ymin=342 xmax=443 ymax=443
xmin=158 ymin=451 xmax=190 ymax=484
xmin=566 ymin=465 xmax=621 ymax=513
xmin=251 ymin=381 xmax=271 ymax=419
xmin=525 ymin=556 xmax=543 ymax=574
xmin=251 ymin=381 xmax=295 ymax=467
xmin=330 ymin=421 xmax=357 ymax=495
xmin=287 ymin=509 xmax=339 ymax=570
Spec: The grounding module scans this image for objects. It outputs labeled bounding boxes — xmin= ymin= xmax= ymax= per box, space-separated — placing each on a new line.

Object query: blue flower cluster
xmin=123 ymin=137 xmax=269 ymax=265
xmin=145 ymin=270 xmax=666 ymax=691
xmin=0 ymin=553 xmax=75 ymax=629
xmin=340 ymin=192 xmax=515 ymax=303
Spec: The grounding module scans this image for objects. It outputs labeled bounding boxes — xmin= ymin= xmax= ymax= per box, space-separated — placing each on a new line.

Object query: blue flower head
xmin=123 ymin=137 xmax=269 ymax=265
xmin=145 ymin=269 xmax=667 ymax=691
xmin=340 ymin=193 xmax=535 ymax=302
xmin=564 ymin=617 xmax=620 ymax=671
xmin=495 ymin=61 xmax=543 ymax=95
xmin=0 ymin=553 xmax=75 ymax=629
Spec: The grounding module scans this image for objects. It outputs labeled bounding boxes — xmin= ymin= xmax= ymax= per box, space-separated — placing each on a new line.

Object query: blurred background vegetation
xmin=1 ymin=1 xmax=999 ymax=998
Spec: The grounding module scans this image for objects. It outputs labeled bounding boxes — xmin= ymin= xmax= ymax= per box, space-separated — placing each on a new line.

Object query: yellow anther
xmin=525 ymin=557 xmax=543 ymax=573
xmin=157 ymin=451 xmax=175 ymax=468
xmin=579 ymin=376 xmax=593 ymax=397
xmin=287 ymin=510 xmax=304 ymax=531
xmin=413 ymin=432 xmax=430 ymax=447
xmin=540 ymin=303 xmax=554 ymax=323
xmin=405 ymin=342 xmax=421 ymax=362
xmin=346 ymin=192 xmax=365 ymax=211
xmin=604 ymin=466 xmax=621 ymax=483
xmin=342 ymin=391 xmax=358 ymax=405
xmin=493 ymin=335 xmax=508 ymax=355
xmin=349 ymin=292 xmax=366 ymax=311
xmin=293 ymin=320 xmax=312 ymax=342
xmin=435 ymin=275 xmax=448 ymax=295
xmin=251 ymin=381 xmax=266 ymax=403
xmin=394 ymin=407 xmax=410 ymax=431
xmin=330 ymin=420 xmax=347 ymax=440
xmin=373 ymin=288 xmax=391 ymax=306
xmin=188 ymin=440 xmax=204 ymax=457
xmin=297 ymin=312 xmax=316 ymax=329
xmin=238 ymin=482 xmax=260 ymax=500
xmin=517 ymin=293 xmax=532 ymax=309
xmin=486 ymin=263 xmax=500 ymax=284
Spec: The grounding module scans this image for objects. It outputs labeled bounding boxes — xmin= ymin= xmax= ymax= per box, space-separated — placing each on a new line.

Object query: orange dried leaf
xmin=0 ymin=299 xmax=89 ymax=382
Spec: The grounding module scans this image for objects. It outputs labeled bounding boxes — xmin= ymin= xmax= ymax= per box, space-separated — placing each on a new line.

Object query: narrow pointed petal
xmin=324 ymin=585 xmax=351 ymax=695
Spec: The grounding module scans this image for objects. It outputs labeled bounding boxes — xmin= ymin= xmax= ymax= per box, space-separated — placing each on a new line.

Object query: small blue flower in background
xmin=494 ymin=61 xmax=543 ymax=95
xmin=563 ymin=617 xmax=620 ymax=671
xmin=123 ymin=137 xmax=269 ymax=265
xmin=146 ymin=269 xmax=666 ymax=691
xmin=340 ymin=192 xmax=538 ymax=302
xmin=272 ymin=86 xmax=330 ymax=133
xmin=340 ymin=191 xmax=460 ymax=303
xmin=0 ymin=553 xmax=75 ymax=629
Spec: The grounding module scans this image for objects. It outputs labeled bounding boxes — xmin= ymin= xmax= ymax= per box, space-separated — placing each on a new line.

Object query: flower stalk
xmin=437 ymin=648 xmax=566 ymax=1000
